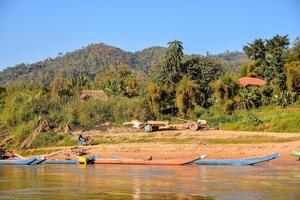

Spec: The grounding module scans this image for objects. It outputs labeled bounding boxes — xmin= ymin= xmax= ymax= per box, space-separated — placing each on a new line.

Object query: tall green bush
xmin=238 ymin=87 xmax=261 ymax=109
xmin=176 ymin=76 xmax=199 ymax=117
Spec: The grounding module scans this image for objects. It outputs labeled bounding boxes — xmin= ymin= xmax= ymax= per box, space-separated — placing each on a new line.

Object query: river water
xmin=0 ymin=164 xmax=299 ymax=200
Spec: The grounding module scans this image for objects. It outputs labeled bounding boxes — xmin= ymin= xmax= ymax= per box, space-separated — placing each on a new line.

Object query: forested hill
xmin=0 ymin=43 xmax=166 ymax=85
xmin=0 ymin=43 xmax=247 ymax=85
xmin=210 ymin=51 xmax=249 ymax=73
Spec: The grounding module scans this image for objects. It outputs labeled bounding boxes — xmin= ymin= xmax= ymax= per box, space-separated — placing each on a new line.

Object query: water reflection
xmin=0 ymin=164 xmax=299 ymax=200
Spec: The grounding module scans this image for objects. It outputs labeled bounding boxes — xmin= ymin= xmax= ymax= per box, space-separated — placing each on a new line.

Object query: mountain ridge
xmin=0 ymin=43 xmax=248 ymax=85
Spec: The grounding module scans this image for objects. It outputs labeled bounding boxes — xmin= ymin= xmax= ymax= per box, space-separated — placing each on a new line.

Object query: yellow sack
xmin=78 ymin=157 xmax=87 ymax=165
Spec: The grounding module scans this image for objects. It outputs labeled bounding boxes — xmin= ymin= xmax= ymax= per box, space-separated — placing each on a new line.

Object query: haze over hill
xmin=0 ymin=43 xmax=248 ymax=85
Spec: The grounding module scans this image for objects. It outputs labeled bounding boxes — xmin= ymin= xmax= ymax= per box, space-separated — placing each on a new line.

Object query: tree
xmin=166 ymin=40 xmax=184 ymax=67
xmin=285 ymin=37 xmax=300 ymax=63
xmin=243 ymin=35 xmax=289 ymax=90
xmin=146 ymin=82 xmax=161 ymax=116
xmin=284 ymin=61 xmax=300 ymax=93
xmin=240 ymin=61 xmax=257 ymax=77
xmin=176 ymin=76 xmax=199 ymax=117
xmin=155 ymin=40 xmax=184 ymax=85
xmin=125 ymin=76 xmax=141 ymax=97
xmin=50 ymin=73 xmax=72 ymax=103
xmin=95 ymin=64 xmax=133 ymax=95
xmin=212 ymin=75 xmax=239 ymax=105
xmin=243 ymin=39 xmax=266 ymax=64
xmin=284 ymin=38 xmax=300 ymax=94
xmin=265 ymin=35 xmax=289 ymax=89
xmin=147 ymin=40 xmax=185 ymax=115
xmin=182 ymin=55 xmax=224 ymax=107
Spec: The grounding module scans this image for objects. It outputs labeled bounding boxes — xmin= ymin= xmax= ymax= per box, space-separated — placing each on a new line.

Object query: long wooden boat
xmin=94 ymin=156 xmax=201 ymax=165
xmin=0 ymin=157 xmax=36 ymax=165
xmin=44 ymin=160 xmax=77 ymax=164
xmin=192 ymin=153 xmax=280 ymax=166
xmin=44 ymin=155 xmax=96 ymax=164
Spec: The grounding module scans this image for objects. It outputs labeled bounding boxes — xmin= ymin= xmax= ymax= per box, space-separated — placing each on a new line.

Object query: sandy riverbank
xmin=22 ymin=128 xmax=300 ymax=166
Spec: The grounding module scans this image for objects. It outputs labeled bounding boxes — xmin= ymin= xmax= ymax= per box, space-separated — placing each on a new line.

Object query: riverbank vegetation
xmin=0 ymin=35 xmax=300 ymax=148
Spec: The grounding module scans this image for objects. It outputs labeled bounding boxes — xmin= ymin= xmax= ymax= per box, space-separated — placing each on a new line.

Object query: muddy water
xmin=0 ymin=164 xmax=299 ymax=200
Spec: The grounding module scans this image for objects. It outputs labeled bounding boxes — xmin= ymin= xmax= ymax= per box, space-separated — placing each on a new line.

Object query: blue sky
xmin=0 ymin=0 xmax=299 ymax=70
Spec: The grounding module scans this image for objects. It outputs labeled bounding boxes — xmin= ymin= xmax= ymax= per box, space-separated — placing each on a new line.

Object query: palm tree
xmin=167 ymin=40 xmax=184 ymax=58
xmin=163 ymin=40 xmax=184 ymax=85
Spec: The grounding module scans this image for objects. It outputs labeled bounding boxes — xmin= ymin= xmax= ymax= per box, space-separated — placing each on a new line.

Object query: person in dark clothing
xmin=78 ymin=134 xmax=86 ymax=145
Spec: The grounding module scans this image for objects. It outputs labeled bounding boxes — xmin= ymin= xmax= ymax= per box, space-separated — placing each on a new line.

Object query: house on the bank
xmin=238 ymin=77 xmax=266 ymax=87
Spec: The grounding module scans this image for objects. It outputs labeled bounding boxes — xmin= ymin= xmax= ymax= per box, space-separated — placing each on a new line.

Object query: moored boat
xmin=94 ymin=156 xmax=201 ymax=165
xmin=192 ymin=153 xmax=280 ymax=166
xmin=0 ymin=157 xmax=36 ymax=165
xmin=44 ymin=155 xmax=96 ymax=164
xmin=44 ymin=159 xmax=78 ymax=164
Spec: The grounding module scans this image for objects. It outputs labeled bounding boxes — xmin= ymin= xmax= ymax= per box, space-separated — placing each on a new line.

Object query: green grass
xmin=162 ymin=136 xmax=300 ymax=144
xmin=204 ymin=136 xmax=300 ymax=144
xmin=204 ymin=104 xmax=300 ymax=133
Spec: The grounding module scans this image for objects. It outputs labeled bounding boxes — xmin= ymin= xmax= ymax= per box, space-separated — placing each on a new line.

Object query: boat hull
xmin=44 ymin=160 xmax=77 ymax=164
xmin=44 ymin=155 xmax=96 ymax=164
xmin=192 ymin=153 xmax=280 ymax=166
xmin=94 ymin=156 xmax=200 ymax=165
xmin=0 ymin=157 xmax=36 ymax=165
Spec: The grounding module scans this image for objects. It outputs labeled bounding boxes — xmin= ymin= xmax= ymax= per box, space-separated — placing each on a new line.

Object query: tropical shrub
xmin=176 ymin=76 xmax=199 ymax=117
xmin=224 ymin=99 xmax=237 ymax=114
xmin=212 ymin=74 xmax=239 ymax=107
xmin=111 ymin=96 xmax=153 ymax=123
xmin=238 ymin=87 xmax=261 ymax=109
xmin=273 ymin=91 xmax=297 ymax=107
xmin=284 ymin=61 xmax=300 ymax=93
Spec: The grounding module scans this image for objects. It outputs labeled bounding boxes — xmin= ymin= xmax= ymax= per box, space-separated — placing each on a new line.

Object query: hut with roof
xmin=238 ymin=77 xmax=266 ymax=87
xmin=79 ymin=90 xmax=108 ymax=101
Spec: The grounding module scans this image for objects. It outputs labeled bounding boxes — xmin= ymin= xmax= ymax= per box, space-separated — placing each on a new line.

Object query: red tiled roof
xmin=238 ymin=77 xmax=266 ymax=86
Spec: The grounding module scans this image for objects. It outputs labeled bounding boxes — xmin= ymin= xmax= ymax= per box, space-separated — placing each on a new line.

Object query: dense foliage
xmin=0 ymin=35 xmax=300 ymax=148
xmin=243 ymin=35 xmax=289 ymax=90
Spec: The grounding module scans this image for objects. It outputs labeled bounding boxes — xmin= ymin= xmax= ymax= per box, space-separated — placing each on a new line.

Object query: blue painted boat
xmin=0 ymin=157 xmax=36 ymax=165
xmin=192 ymin=153 xmax=280 ymax=166
xmin=31 ymin=158 xmax=46 ymax=165
xmin=44 ymin=155 xmax=96 ymax=164
xmin=44 ymin=159 xmax=77 ymax=164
